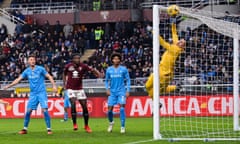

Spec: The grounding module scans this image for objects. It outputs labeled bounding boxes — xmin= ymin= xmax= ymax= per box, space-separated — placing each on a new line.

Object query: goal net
xmin=151 ymin=5 xmax=240 ymax=141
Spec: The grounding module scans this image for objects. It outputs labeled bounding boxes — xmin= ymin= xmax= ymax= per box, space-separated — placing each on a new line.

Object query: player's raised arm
xmin=45 ymin=73 xmax=57 ymax=92
xmin=159 ymin=35 xmax=171 ymax=50
xmin=92 ymin=68 xmax=103 ymax=78
xmin=171 ymin=23 xmax=178 ymax=44
xmin=3 ymin=76 xmax=23 ymax=90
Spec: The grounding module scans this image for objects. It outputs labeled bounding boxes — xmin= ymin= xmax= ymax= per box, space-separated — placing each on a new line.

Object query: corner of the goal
xmin=153 ymin=133 xmax=162 ymax=140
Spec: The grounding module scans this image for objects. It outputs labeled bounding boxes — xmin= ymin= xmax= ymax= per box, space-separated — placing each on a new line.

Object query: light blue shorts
xmin=63 ymin=90 xmax=71 ymax=108
xmin=27 ymin=92 xmax=48 ymax=110
xmin=108 ymin=92 xmax=126 ymax=106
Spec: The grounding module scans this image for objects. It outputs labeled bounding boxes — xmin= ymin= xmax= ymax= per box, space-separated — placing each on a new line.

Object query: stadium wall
xmin=27 ymin=9 xmax=152 ymax=25
xmin=29 ymin=13 xmax=74 ymax=25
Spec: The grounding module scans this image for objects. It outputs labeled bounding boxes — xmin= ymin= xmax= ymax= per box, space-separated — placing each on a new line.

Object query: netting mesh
xmin=156 ymin=6 xmax=240 ymax=139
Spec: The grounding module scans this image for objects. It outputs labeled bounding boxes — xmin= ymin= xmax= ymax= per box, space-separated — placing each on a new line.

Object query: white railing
xmin=5 ymin=2 xmax=76 ymax=15
xmin=0 ymin=8 xmax=25 ymax=24
xmin=0 ymin=8 xmax=25 ymax=35
xmin=0 ymin=77 xmax=234 ymax=93
xmin=140 ymin=0 xmax=237 ymax=8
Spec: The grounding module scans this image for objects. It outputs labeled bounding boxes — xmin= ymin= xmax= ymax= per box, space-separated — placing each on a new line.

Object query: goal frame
xmin=152 ymin=4 xmax=240 ymax=141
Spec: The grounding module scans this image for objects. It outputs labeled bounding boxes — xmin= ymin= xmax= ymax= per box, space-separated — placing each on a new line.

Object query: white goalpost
xmin=152 ymin=4 xmax=240 ymax=141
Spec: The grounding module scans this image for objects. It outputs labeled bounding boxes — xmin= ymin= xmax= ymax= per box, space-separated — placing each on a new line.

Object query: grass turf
xmin=0 ymin=118 xmax=239 ymax=144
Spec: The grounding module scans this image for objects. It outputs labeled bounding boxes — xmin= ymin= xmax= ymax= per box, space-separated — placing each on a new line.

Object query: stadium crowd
xmin=0 ymin=13 xmax=239 ymax=87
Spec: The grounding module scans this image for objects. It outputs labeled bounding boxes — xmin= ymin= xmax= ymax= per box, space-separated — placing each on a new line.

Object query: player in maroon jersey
xmin=63 ymin=53 xmax=102 ymax=133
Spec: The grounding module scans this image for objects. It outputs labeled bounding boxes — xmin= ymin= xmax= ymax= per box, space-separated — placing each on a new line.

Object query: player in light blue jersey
xmin=59 ymin=86 xmax=71 ymax=122
xmin=4 ymin=54 xmax=57 ymax=135
xmin=105 ymin=53 xmax=130 ymax=134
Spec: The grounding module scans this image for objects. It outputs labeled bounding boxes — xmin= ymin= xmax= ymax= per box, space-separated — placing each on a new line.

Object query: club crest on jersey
xmin=72 ymin=70 xmax=79 ymax=78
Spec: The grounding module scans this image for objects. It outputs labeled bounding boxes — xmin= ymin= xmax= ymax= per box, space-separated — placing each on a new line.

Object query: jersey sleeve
xmin=159 ymin=36 xmax=171 ymax=50
xmin=41 ymin=66 xmax=48 ymax=76
xmin=83 ymin=64 xmax=93 ymax=72
xmin=105 ymin=68 xmax=110 ymax=90
xmin=63 ymin=64 xmax=69 ymax=75
xmin=124 ymin=67 xmax=131 ymax=92
xmin=21 ymin=69 xmax=28 ymax=79
xmin=171 ymin=23 xmax=178 ymax=44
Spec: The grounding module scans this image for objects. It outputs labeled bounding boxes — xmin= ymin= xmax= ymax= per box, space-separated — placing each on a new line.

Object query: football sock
xmin=64 ymin=111 xmax=68 ymax=120
xmin=43 ymin=110 xmax=51 ymax=129
xmin=120 ymin=107 xmax=125 ymax=127
xmin=23 ymin=110 xmax=32 ymax=128
xmin=71 ymin=106 xmax=77 ymax=124
xmin=70 ymin=100 xmax=77 ymax=124
xmin=83 ymin=109 xmax=89 ymax=126
xmin=108 ymin=110 xmax=113 ymax=123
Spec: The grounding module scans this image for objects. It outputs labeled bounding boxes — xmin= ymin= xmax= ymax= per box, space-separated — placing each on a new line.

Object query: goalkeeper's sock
xmin=43 ymin=110 xmax=51 ymax=129
xmin=120 ymin=107 xmax=126 ymax=128
xmin=23 ymin=110 xmax=32 ymax=128
xmin=108 ymin=110 xmax=113 ymax=123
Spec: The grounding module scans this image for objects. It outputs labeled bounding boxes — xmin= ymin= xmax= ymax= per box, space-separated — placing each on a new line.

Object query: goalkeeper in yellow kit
xmin=145 ymin=23 xmax=186 ymax=98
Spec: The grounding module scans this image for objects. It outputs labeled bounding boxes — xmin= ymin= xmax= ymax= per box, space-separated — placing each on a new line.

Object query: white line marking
xmin=124 ymin=139 xmax=156 ymax=144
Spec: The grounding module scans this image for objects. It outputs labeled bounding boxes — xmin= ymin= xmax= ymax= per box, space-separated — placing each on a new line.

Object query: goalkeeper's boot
xmin=18 ymin=129 xmax=27 ymax=134
xmin=73 ymin=124 xmax=78 ymax=131
xmin=47 ymin=129 xmax=53 ymax=135
xmin=107 ymin=121 xmax=114 ymax=132
xmin=120 ymin=127 xmax=125 ymax=134
xmin=84 ymin=125 xmax=92 ymax=133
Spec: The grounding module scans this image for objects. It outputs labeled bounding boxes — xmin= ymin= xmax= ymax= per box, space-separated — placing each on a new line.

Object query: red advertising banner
xmin=0 ymin=95 xmax=235 ymax=118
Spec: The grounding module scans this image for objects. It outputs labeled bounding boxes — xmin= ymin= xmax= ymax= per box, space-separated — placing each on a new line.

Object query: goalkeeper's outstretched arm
xmin=159 ymin=36 xmax=170 ymax=50
xmin=171 ymin=23 xmax=178 ymax=44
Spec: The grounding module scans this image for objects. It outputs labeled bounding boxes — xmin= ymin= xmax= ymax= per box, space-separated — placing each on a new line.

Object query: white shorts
xmin=66 ymin=89 xmax=87 ymax=100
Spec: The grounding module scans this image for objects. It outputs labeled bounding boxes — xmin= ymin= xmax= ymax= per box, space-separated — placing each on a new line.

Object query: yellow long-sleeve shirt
xmin=159 ymin=24 xmax=182 ymax=75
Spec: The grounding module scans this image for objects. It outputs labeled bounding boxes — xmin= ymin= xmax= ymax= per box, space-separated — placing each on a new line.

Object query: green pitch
xmin=0 ymin=118 xmax=239 ymax=144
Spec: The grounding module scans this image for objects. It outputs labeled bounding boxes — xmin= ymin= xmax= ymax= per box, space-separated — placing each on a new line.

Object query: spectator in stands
xmin=104 ymin=23 xmax=111 ymax=39
xmin=83 ymin=27 xmax=90 ymax=49
xmin=54 ymin=20 xmax=62 ymax=34
xmin=93 ymin=0 xmax=101 ymax=11
xmin=14 ymin=10 xmax=25 ymax=21
xmin=0 ymin=24 xmax=8 ymax=42
xmin=25 ymin=16 xmax=33 ymax=25
xmin=15 ymin=22 xmax=23 ymax=35
xmin=94 ymin=26 xmax=104 ymax=49
xmin=42 ymin=20 xmax=51 ymax=35
xmin=63 ymin=22 xmax=73 ymax=39
xmin=115 ymin=18 xmax=125 ymax=35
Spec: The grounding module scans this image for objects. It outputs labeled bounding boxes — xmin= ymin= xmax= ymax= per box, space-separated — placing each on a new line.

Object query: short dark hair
xmin=111 ymin=52 xmax=121 ymax=61
xmin=28 ymin=54 xmax=36 ymax=59
xmin=72 ymin=53 xmax=81 ymax=59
